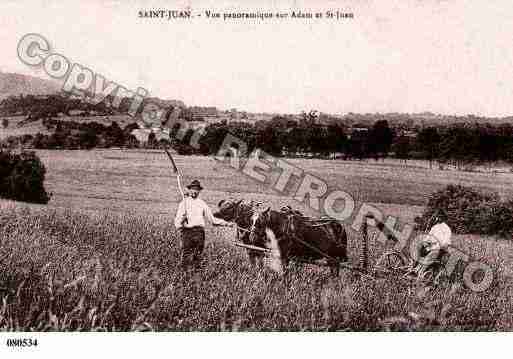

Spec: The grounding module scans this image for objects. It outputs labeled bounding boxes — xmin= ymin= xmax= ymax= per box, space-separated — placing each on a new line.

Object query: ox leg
xmin=328 ymin=259 xmax=340 ymax=277
xmin=248 ymin=250 xmax=267 ymax=269
xmin=247 ymin=250 xmax=259 ymax=266
xmin=256 ymin=253 xmax=265 ymax=267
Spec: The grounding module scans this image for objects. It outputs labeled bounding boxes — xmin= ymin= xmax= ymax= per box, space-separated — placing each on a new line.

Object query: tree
xmin=199 ymin=122 xmax=229 ymax=155
xmin=326 ymin=124 xmax=347 ymax=158
xmin=368 ymin=119 xmax=394 ymax=159
xmin=286 ymin=126 xmax=308 ymax=155
xmin=0 ymin=150 xmax=50 ymax=204
xmin=438 ymin=125 xmax=479 ymax=169
xmin=417 ymin=127 xmax=440 ymax=169
xmin=393 ymin=135 xmax=411 ymax=163
xmin=496 ymin=124 xmax=513 ymax=163
xmin=179 ymin=107 xmax=194 ymax=122
xmin=309 ymin=124 xmax=332 ymax=157
xmin=347 ymin=135 xmax=366 ymax=160
xmin=106 ymin=121 xmax=125 ymax=147
xmin=123 ymin=122 xmax=141 ymax=137
xmin=78 ymin=129 xmax=98 ymax=149
xmin=32 ymin=133 xmax=48 ymax=149
xmin=255 ymin=119 xmax=286 ymax=156
xmin=477 ymin=125 xmax=499 ymax=164
xmin=229 ymin=121 xmax=257 ymax=154
xmin=125 ymin=134 xmax=140 ymax=149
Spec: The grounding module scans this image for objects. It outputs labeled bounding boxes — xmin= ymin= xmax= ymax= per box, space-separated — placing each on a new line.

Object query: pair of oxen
xmin=213 ymin=200 xmax=348 ymax=275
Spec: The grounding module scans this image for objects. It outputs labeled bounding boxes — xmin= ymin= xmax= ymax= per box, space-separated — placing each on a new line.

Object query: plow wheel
xmin=375 ymin=251 xmax=407 ymax=273
xmin=418 ymin=263 xmax=445 ymax=285
xmin=417 ymin=268 xmax=435 ymax=283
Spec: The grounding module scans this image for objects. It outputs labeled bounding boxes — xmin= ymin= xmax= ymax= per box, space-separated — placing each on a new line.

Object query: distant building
xmin=130 ymin=128 xmax=171 ymax=143
xmin=131 ymin=128 xmax=151 ymax=142
xmin=348 ymin=126 xmax=369 ymax=140
xmin=399 ymin=130 xmax=417 ymax=138
xmin=33 ymin=94 xmax=49 ymax=100
xmin=189 ymin=106 xmax=218 ymax=120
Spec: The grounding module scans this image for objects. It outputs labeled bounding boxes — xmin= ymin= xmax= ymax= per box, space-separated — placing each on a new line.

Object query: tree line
xmin=4 ymin=117 xmax=513 ymax=169
xmin=0 ymin=112 xmax=396 ymax=158
xmin=171 ymin=115 xmax=394 ymax=159
xmin=4 ymin=99 xmax=513 ymax=167
xmin=0 ymin=94 xmax=186 ymax=123
xmin=1 ymin=119 xmax=140 ymax=150
xmin=0 ymin=94 xmax=114 ymax=119
xmin=172 ymin=118 xmax=513 ymax=167
xmin=395 ymin=123 xmax=513 ymax=168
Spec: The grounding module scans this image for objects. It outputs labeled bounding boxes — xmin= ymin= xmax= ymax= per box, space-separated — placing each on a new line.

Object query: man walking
xmin=174 ymin=179 xmax=233 ymax=269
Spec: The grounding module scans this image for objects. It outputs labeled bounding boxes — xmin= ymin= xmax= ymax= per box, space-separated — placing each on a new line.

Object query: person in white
xmin=412 ymin=210 xmax=452 ymax=278
xmin=174 ymin=179 xmax=233 ymax=269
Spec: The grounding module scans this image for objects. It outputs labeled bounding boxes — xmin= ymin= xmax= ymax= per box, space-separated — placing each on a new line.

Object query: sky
xmin=1 ymin=0 xmax=513 ymax=117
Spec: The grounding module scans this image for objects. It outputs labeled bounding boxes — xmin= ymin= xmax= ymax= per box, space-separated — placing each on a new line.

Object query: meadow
xmin=1 ymin=149 xmax=513 ymax=331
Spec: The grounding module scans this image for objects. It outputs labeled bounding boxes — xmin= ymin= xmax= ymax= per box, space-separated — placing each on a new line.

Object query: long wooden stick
xmin=163 ymin=146 xmax=189 ymax=226
xmin=164 ymin=146 xmax=185 ymax=199
xmin=233 ymin=241 xmax=271 ymax=252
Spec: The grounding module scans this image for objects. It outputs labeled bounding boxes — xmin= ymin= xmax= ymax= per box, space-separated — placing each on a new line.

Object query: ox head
xmin=213 ymin=199 xmax=243 ymax=221
xmin=214 ymin=199 xmax=264 ymax=221
xmin=249 ymin=206 xmax=271 ymax=245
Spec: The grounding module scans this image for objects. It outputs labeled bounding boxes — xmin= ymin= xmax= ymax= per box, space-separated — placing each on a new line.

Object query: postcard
xmin=0 ymin=0 xmax=511 ymax=357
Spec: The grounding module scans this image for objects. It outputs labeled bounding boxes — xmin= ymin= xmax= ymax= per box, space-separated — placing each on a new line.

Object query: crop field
xmin=1 ymin=149 xmax=513 ymax=330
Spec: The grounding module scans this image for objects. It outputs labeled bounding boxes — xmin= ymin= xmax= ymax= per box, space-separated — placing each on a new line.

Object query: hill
xmin=0 ymin=71 xmax=60 ymax=99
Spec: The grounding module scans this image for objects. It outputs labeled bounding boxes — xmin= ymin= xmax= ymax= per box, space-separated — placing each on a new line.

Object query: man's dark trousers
xmin=180 ymin=226 xmax=205 ymax=269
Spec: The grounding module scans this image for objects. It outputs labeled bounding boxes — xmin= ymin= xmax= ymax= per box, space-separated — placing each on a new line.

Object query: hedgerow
xmin=0 ymin=150 xmax=50 ymax=204
xmin=415 ymin=184 xmax=513 ymax=238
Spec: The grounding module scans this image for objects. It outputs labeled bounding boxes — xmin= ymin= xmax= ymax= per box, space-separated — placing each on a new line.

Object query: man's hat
xmin=433 ymin=209 xmax=447 ymax=218
xmin=430 ymin=209 xmax=448 ymax=225
xmin=186 ymin=179 xmax=203 ymax=190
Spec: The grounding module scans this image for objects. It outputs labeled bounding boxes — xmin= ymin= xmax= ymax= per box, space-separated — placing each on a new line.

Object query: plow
xmin=229 ymin=212 xmax=448 ymax=285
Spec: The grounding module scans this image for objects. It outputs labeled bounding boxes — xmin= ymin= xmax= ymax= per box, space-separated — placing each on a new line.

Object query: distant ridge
xmin=0 ymin=71 xmax=60 ymax=99
xmin=1 ymin=71 xmax=513 ymax=125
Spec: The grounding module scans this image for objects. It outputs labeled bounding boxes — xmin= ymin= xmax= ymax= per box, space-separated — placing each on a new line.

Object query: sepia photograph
xmin=0 ymin=0 xmax=512 ymax=355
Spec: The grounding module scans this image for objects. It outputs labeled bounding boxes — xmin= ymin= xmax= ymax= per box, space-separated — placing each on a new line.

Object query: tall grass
xmin=0 ymin=205 xmax=510 ymax=331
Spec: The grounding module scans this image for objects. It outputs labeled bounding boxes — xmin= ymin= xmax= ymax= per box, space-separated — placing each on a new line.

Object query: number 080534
xmin=6 ymin=338 xmax=38 ymax=347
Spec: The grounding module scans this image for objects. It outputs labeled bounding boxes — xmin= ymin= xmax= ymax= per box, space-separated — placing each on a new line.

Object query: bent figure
xmin=412 ymin=212 xmax=452 ymax=278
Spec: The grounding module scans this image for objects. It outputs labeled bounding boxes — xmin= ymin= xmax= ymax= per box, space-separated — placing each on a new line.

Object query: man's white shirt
xmin=426 ymin=222 xmax=452 ymax=250
xmin=174 ymin=197 xmax=227 ymax=229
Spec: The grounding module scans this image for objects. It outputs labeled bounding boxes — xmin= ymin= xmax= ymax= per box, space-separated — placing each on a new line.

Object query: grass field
xmin=33 ymin=149 xmax=513 ymax=216
xmin=1 ymin=149 xmax=513 ymax=330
